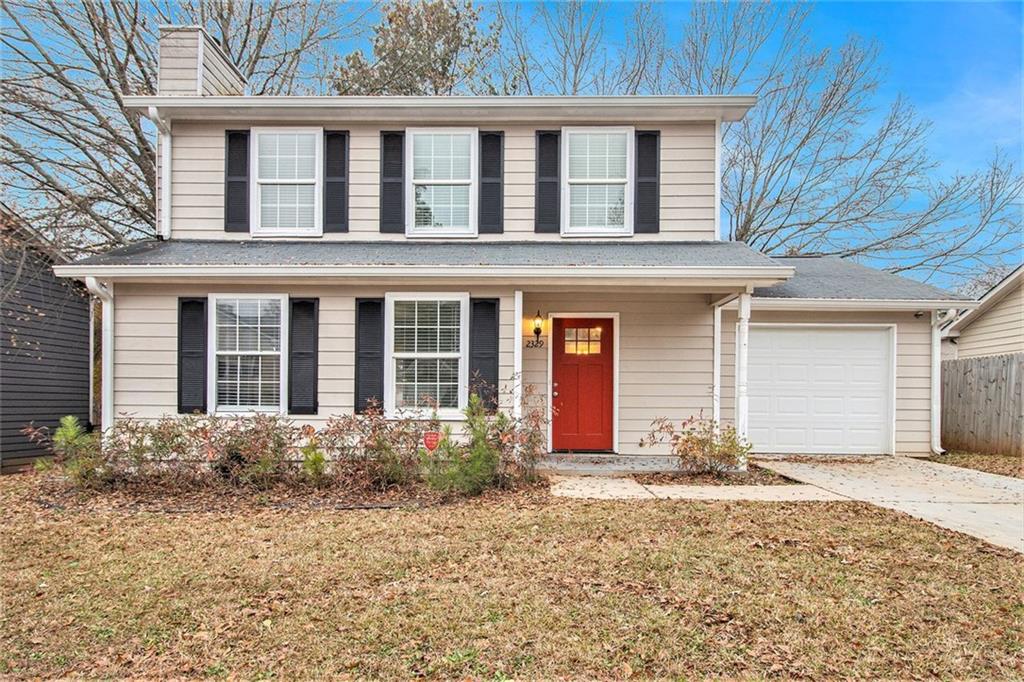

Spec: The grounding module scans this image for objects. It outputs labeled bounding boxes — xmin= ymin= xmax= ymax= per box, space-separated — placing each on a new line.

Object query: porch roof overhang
xmin=716 ymin=255 xmax=973 ymax=311
xmin=124 ymin=95 xmax=757 ymax=124
xmin=53 ymin=239 xmax=793 ymax=289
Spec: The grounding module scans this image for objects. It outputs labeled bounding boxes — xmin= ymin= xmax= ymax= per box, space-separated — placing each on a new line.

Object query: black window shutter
xmin=355 ymin=298 xmax=385 ymax=413
xmin=178 ymin=298 xmax=207 ymax=414
xmin=379 ymin=132 xmax=404 ymax=233
xmin=479 ymin=131 xmax=504 ymax=233
xmin=634 ymin=130 xmax=660 ymax=233
xmin=224 ymin=130 xmax=250 ymax=232
xmin=535 ymin=131 xmax=560 ymax=233
xmin=288 ymin=298 xmax=319 ymax=415
xmin=323 ymin=131 xmax=349 ymax=233
xmin=469 ymin=298 xmax=500 ymax=411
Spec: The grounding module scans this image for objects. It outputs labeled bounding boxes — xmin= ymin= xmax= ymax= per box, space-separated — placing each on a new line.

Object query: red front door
xmin=552 ymin=317 xmax=614 ymax=451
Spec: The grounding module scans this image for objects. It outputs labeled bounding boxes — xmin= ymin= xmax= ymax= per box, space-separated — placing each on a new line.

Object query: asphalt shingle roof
xmin=70 ymin=239 xmax=782 ymax=268
xmin=68 ymin=241 xmax=966 ymax=302
xmin=754 ymin=256 xmax=966 ymax=301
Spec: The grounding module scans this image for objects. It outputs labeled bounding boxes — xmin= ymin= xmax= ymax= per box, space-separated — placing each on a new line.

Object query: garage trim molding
xmin=739 ymin=322 xmax=898 ymax=456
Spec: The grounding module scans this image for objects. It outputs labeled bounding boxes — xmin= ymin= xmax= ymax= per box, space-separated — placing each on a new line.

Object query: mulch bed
xmin=15 ymin=472 xmax=547 ymax=515
xmin=634 ymin=464 xmax=796 ymax=486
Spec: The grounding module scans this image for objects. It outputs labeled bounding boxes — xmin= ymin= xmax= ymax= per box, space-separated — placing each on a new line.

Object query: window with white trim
xmin=562 ymin=127 xmax=634 ymax=235
xmin=406 ymin=129 xmax=478 ymax=236
xmin=385 ymin=294 xmax=469 ymax=416
xmin=252 ymin=128 xmax=323 ymax=236
xmin=210 ymin=295 xmax=287 ymax=412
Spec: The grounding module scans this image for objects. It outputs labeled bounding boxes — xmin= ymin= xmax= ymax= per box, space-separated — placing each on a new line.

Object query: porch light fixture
xmin=533 ymin=311 xmax=543 ymax=339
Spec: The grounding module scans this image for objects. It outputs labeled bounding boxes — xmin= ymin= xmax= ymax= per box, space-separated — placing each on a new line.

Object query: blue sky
xmin=603 ymin=0 xmax=1022 ymax=175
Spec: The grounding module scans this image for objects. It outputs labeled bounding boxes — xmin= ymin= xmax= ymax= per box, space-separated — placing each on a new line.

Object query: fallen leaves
xmin=0 ymin=473 xmax=1021 ymax=680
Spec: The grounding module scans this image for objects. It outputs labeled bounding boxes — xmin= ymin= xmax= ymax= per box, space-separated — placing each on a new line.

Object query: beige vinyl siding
xmin=166 ymin=121 xmax=717 ymax=241
xmin=720 ymin=310 xmax=934 ymax=456
xmin=158 ymin=30 xmax=200 ymax=95
xmin=112 ymin=283 xmax=515 ymax=426
xmin=522 ymin=291 xmax=714 ymax=456
xmin=200 ymin=34 xmax=245 ymax=96
xmin=955 ymin=281 xmax=1024 ymax=359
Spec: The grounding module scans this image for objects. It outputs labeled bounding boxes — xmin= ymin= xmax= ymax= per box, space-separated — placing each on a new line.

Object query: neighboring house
xmin=1 ymin=204 xmax=91 ymax=473
xmin=54 ymin=26 xmax=972 ymax=461
xmin=942 ymin=265 xmax=1024 ymax=360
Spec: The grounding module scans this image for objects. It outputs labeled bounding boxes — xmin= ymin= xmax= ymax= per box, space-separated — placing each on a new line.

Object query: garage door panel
xmin=811 ymin=396 xmax=844 ymax=417
xmin=748 ymin=326 xmax=892 ymax=455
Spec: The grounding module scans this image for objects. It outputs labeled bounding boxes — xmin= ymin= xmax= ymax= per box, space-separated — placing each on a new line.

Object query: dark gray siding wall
xmin=1 ymin=247 xmax=90 ymax=473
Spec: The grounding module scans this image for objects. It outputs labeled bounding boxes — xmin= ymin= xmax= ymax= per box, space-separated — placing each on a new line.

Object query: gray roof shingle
xmin=69 ymin=239 xmax=782 ymax=268
xmin=754 ymin=256 xmax=966 ymax=301
xmin=66 ymin=241 xmax=966 ymax=302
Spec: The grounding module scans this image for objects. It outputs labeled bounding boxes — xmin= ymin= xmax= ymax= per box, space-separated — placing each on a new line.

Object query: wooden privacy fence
xmin=942 ymin=353 xmax=1023 ymax=455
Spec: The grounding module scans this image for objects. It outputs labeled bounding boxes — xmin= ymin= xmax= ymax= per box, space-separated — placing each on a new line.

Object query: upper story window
xmin=251 ymin=128 xmax=323 ymax=237
xmin=561 ymin=127 xmax=634 ymax=236
xmin=406 ymin=128 xmax=478 ymax=237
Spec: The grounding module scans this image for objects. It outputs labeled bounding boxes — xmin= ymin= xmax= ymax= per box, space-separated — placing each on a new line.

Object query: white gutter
xmin=930 ymin=308 xmax=957 ymax=455
xmin=146 ymin=107 xmax=172 ymax=240
xmin=54 ymin=264 xmax=795 ymax=282
xmin=722 ymin=297 xmax=977 ymax=311
xmin=85 ymin=277 xmax=114 ymax=433
xmin=121 ymin=94 xmax=758 ymax=123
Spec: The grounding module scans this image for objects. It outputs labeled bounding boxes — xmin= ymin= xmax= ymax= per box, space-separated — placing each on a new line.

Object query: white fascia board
xmin=720 ymin=297 xmax=979 ymax=311
xmin=53 ymin=263 xmax=794 ymax=283
xmin=121 ymin=95 xmax=757 ymax=123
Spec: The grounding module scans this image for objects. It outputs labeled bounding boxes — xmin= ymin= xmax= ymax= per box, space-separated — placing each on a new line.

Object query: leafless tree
xmin=332 ymin=0 xmax=500 ymax=96
xmin=1 ymin=0 xmax=368 ymax=256
xmin=666 ymin=2 xmax=1022 ymax=284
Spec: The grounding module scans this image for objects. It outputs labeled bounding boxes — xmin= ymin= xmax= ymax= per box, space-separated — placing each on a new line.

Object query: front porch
xmin=514 ymin=287 xmax=756 ymax=459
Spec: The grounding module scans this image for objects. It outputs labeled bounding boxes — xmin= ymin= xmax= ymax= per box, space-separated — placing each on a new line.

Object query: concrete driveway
xmin=756 ymin=457 xmax=1024 ymax=553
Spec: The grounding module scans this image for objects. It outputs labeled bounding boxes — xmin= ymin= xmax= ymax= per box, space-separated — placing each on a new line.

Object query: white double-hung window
xmin=562 ymin=127 xmax=634 ymax=236
xmin=209 ymin=294 xmax=288 ymax=413
xmin=252 ymin=128 xmax=323 ymax=236
xmin=406 ymin=128 xmax=478 ymax=237
xmin=384 ymin=293 xmax=469 ymax=417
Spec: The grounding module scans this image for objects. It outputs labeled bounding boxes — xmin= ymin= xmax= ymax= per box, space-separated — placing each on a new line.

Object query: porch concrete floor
xmin=754 ymin=456 xmax=1024 ymax=553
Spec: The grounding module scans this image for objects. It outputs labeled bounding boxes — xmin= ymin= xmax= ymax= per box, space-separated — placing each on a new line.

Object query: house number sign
xmin=525 ymin=337 xmax=545 ymax=349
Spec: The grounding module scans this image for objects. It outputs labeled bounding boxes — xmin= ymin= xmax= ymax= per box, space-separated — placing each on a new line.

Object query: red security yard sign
xmin=423 ymin=431 xmax=441 ymax=452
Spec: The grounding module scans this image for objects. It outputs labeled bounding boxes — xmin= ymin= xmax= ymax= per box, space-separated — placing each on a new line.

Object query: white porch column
xmin=512 ymin=289 xmax=523 ymax=419
xmin=736 ymin=292 xmax=751 ymax=441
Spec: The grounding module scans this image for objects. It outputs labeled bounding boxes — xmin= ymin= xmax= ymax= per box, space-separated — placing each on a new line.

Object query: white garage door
xmin=748 ymin=326 xmax=893 ymax=455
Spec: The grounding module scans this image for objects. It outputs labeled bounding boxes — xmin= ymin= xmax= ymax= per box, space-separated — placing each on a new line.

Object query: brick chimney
xmin=157 ymin=26 xmax=246 ymax=95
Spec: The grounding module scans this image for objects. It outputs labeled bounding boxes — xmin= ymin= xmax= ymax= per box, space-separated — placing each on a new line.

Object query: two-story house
xmin=56 ymin=26 xmax=972 ymax=460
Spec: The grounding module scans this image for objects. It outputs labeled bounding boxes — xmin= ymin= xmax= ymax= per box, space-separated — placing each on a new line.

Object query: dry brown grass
xmin=1 ymin=473 xmax=1022 ymax=680
xmin=929 ymin=450 xmax=1023 ymax=479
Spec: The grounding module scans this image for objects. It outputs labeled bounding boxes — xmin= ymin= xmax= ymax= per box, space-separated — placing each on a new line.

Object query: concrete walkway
xmin=549 ymin=476 xmax=844 ymax=501
xmin=756 ymin=457 xmax=1024 ymax=553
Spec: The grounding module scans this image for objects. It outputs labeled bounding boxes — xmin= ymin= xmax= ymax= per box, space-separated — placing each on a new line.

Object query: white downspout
xmin=85 ymin=277 xmax=114 ymax=433
xmin=147 ymin=106 xmax=172 ymax=240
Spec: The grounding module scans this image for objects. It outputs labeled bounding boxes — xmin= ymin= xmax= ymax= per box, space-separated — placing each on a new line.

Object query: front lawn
xmin=929 ymin=450 xmax=1023 ymax=479
xmin=1 ymin=475 xmax=1021 ymax=679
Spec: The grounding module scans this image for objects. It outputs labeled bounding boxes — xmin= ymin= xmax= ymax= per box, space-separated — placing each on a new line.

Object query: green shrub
xmin=300 ymin=441 xmax=328 ymax=485
xmin=51 ymin=415 xmax=106 ymax=486
xmin=421 ymin=395 xmax=500 ymax=496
